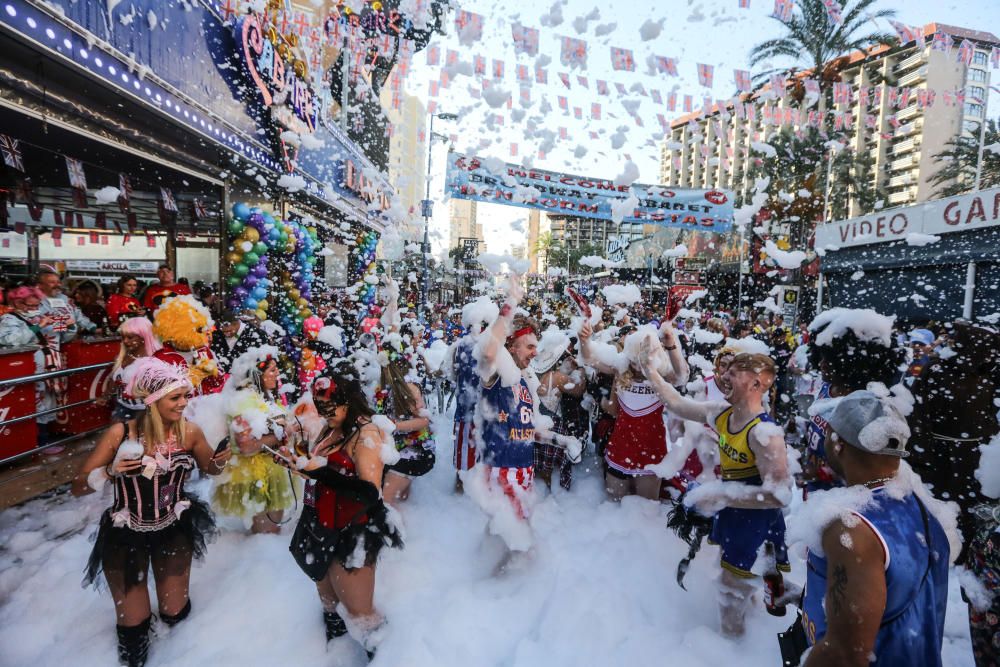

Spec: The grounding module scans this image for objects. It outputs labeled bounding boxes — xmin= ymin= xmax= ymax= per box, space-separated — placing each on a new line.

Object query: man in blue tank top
xmin=800 ymin=390 xmax=951 ymax=666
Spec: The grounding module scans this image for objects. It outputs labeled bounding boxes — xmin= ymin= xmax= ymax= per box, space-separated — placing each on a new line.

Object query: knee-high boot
xmin=116 ymin=616 xmax=151 ymax=667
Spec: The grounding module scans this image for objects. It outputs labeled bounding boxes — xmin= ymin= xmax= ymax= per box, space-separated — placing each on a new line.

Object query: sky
xmin=404 ymin=0 xmax=1000 ymax=257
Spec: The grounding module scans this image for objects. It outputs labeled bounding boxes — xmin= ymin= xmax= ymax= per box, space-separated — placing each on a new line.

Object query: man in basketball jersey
xmin=643 ymin=348 xmax=791 ymax=638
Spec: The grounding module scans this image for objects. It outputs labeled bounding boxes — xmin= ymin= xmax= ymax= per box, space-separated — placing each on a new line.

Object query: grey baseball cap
xmin=812 ymin=390 xmax=911 ymax=458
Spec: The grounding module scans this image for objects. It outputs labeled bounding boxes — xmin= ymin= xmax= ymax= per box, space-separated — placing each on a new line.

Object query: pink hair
xmin=7 ymin=286 xmax=43 ymax=303
xmin=118 ymin=316 xmax=163 ymax=356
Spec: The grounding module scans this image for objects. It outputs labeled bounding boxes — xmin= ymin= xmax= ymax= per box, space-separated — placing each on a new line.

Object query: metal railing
xmin=0 ymin=360 xmax=114 ymax=467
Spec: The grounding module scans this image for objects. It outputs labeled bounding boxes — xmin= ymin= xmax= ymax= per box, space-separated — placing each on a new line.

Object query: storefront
xmin=0 ymin=0 xmax=394 ymax=292
xmin=816 ymin=187 xmax=1000 ymax=324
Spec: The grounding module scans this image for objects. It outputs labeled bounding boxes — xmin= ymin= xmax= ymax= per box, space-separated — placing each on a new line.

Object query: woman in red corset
xmin=283 ymin=366 xmax=402 ymax=658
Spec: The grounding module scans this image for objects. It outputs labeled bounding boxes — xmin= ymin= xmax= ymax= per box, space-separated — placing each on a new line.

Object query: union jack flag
xmin=0 ymin=134 xmax=24 ymax=172
xmin=597 ymin=80 xmax=609 ymax=95
xmin=160 ymin=187 xmax=177 ymax=212
xmin=577 ymin=75 xmax=589 ymax=89
xmin=697 ymin=63 xmax=714 ymax=88
xmin=509 ymin=143 xmax=518 ymax=157
xmin=610 ymin=47 xmax=636 ymax=72
xmin=655 ymin=56 xmax=678 ymax=77
xmin=992 ymin=47 xmax=1000 ymax=69
xmin=454 ymin=10 xmax=484 ymax=43
xmin=425 ymin=46 xmax=440 ymax=66
xmin=739 ymin=0 xmax=750 ymax=7
xmin=956 ymin=39 xmax=976 ymax=66
xmin=517 ymin=65 xmax=530 ymax=83
xmin=474 ymin=55 xmax=486 ymax=76
xmin=650 ymin=89 xmax=662 ymax=104
xmin=821 ymin=0 xmax=842 ymax=25
xmin=667 ymin=92 xmax=677 ymax=111
xmin=561 ymin=36 xmax=588 ymax=69
xmin=512 ymin=24 xmax=539 ymax=56
xmin=558 ymin=72 xmax=571 ymax=89
xmin=769 ymin=73 xmax=787 ymax=97
xmin=192 ymin=199 xmax=208 ymax=220
xmin=591 ymin=103 xmax=601 ymax=120
xmin=888 ymin=20 xmax=918 ymax=44
xmin=535 ymin=68 xmax=548 ymax=84
xmin=65 ymin=156 xmax=87 ymax=189
xmin=931 ymin=32 xmax=953 ymax=53
xmin=492 ymin=59 xmax=505 ymax=80
xmin=734 ymin=69 xmax=752 ymax=92
xmin=772 ymin=0 xmax=794 ymax=22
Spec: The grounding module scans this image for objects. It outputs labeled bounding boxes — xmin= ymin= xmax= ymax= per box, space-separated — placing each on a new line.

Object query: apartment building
xmin=547 ymin=214 xmax=647 ymax=255
xmin=381 ymin=91 xmax=428 ymax=241
xmin=660 ymin=23 xmax=998 ymax=218
xmin=448 ymin=198 xmax=485 ymax=251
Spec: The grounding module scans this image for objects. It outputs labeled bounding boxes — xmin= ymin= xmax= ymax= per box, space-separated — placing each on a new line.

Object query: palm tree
xmin=928 ymin=118 xmax=1000 ymax=197
xmin=749 ymin=0 xmax=897 ymax=93
xmin=533 ymin=231 xmax=558 ymax=272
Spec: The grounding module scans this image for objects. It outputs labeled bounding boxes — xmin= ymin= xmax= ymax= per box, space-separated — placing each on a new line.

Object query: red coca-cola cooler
xmin=52 ymin=337 xmax=118 ymax=435
xmin=0 ymin=345 xmax=40 ymax=460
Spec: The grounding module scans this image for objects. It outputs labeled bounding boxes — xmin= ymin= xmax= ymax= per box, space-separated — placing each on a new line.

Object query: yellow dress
xmin=211 ymin=392 xmax=298 ymax=519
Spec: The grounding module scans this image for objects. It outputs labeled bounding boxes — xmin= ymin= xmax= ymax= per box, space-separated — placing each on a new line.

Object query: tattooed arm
xmin=804 ymin=518 xmax=887 ymax=667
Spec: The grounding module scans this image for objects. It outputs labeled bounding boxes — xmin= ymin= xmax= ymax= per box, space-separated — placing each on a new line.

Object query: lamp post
xmin=420 ymin=111 xmax=458 ymax=322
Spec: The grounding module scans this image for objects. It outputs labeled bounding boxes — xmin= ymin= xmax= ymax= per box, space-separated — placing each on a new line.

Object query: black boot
xmin=323 ymin=610 xmax=347 ymax=641
xmin=367 ymin=648 xmax=376 ymax=661
xmin=116 ymin=616 xmax=151 ymax=667
xmin=161 ymin=599 xmax=191 ymax=627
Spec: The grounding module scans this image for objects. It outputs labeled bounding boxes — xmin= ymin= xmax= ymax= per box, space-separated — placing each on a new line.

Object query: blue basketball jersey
xmin=480 ymin=375 xmax=535 ymax=469
xmin=453 ymin=336 xmax=480 ymax=422
xmin=805 ymin=383 xmax=842 ymax=493
xmin=802 ymin=488 xmax=950 ymax=666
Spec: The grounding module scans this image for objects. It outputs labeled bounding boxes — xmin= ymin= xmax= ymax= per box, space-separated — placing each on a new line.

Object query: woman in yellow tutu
xmin=212 ymin=346 xmax=298 ymax=533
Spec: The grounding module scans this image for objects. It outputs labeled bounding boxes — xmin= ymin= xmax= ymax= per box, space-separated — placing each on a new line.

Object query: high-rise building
xmin=547 ymin=214 xmax=647 ymax=259
xmin=381 ymin=90 xmax=427 ymax=241
xmin=526 ymin=210 xmax=543 ymax=273
xmin=448 ymin=198 xmax=485 ymax=251
xmin=660 ymin=23 xmax=998 ymax=218
xmin=511 ymin=244 xmax=526 ymax=261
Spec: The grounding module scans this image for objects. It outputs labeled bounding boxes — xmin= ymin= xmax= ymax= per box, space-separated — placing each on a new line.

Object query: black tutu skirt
xmin=290 ymin=504 xmax=403 ymax=581
xmin=387 ymin=447 xmax=436 ymax=478
xmin=84 ymin=495 xmax=217 ymax=591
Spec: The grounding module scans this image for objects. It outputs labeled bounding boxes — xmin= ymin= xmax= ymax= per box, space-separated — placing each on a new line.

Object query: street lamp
xmin=420 ymin=111 xmax=458 ymax=322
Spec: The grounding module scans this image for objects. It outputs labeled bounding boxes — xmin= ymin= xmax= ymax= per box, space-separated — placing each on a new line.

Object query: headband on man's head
xmin=506 ymin=325 xmax=534 ymax=346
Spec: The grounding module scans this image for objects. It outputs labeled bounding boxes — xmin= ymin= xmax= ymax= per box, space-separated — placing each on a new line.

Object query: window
xmin=968 ymin=86 xmax=986 ymax=102
xmin=973 ymin=51 xmax=988 ymax=66
xmin=965 ymin=103 xmax=985 ymax=117
xmin=968 ymin=68 xmax=986 ymax=82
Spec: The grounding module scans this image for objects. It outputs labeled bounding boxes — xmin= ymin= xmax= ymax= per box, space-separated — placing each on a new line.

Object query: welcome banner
xmin=445 ymin=153 xmax=734 ymax=231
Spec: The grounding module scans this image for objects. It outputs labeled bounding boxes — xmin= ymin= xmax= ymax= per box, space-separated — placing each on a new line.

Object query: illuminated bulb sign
xmin=240 ymin=12 xmax=320 ymax=133
xmin=341 ymin=159 xmax=391 ymax=211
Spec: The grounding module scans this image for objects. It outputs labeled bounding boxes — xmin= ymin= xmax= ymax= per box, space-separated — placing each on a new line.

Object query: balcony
xmin=890 ymin=155 xmax=915 ymax=170
xmin=887 ymin=190 xmax=915 ymax=205
xmin=887 ymin=174 xmax=912 ymax=188
xmin=892 ymin=138 xmax=919 ymax=155
xmin=898 ymin=68 xmax=927 ymax=87
xmin=896 ymin=105 xmax=922 ymax=122
xmin=893 ymin=51 xmax=925 ymax=74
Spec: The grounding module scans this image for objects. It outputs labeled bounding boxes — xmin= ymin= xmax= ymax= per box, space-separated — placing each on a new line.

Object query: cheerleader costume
xmin=605 ymin=380 xmax=668 ymax=477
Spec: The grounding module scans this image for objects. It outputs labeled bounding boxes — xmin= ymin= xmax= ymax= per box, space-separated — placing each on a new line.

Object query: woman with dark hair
xmin=106 ymin=274 xmax=144 ymax=329
xmin=377 ymin=336 xmax=435 ymax=506
xmin=70 ymin=357 xmax=230 ymax=667
xmin=283 ymin=365 xmax=402 ymax=657
xmin=71 ymin=280 xmax=109 ymax=331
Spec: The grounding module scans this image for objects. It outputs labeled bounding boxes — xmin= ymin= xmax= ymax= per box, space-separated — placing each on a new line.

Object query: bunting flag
xmin=610 ymin=47 xmax=636 ymax=72
xmin=95 ymin=212 xmax=107 ymax=229
xmin=931 ymin=32 xmax=953 ymax=53
xmin=559 ymin=127 xmax=568 ymax=140
xmin=734 ymin=69 xmax=752 ymax=92
xmin=0 ymin=134 xmax=24 ymax=172
xmin=614 ymin=82 xmax=627 ymax=95
xmin=821 ymin=0 xmax=842 ymax=25
xmin=697 ymin=63 xmax=714 ymax=88
xmin=510 ymin=142 xmax=518 ymax=157
xmin=683 ymin=95 xmax=693 ymax=112
xmin=519 ymin=86 xmax=531 ymax=105
xmin=591 ymin=103 xmax=601 ymax=120
xmin=427 ymin=100 xmax=437 ymax=115
xmin=667 ymin=92 xmax=677 ymax=111
xmin=657 ymin=113 xmax=668 ymax=128
xmin=159 ymin=187 xmax=178 ymax=226
xmin=889 ymin=20 xmax=918 ymax=44
xmin=52 ymin=226 xmax=62 ymax=247
xmin=535 ymin=68 xmax=548 ymax=84
xmin=739 ymin=0 xmax=750 ymax=7
xmin=833 ymin=82 xmax=853 ymax=105
xmin=558 ymin=72 xmax=571 ymax=89
xmin=561 ymin=36 xmax=588 ymax=69
xmin=956 ymin=39 xmax=976 ymax=66
xmin=655 ymin=56 xmax=678 ymax=77
xmin=650 ymin=89 xmax=662 ymax=104
xmin=597 ymin=80 xmax=609 ymax=95
xmin=992 ymin=47 xmax=1000 ymax=69
xmin=558 ymin=96 xmax=568 ymax=111
xmin=192 ymin=199 xmax=208 ymax=221
xmin=65 ymin=156 xmax=87 ymax=207
xmin=89 ymin=230 xmax=99 ymax=244
xmin=428 ymin=81 xmax=439 ymax=97
xmin=772 ymin=0 xmax=794 ymax=22
xmin=512 ymin=23 xmax=539 ymax=56
xmin=517 ymin=65 xmax=530 ymax=83
xmin=769 ymin=73 xmax=787 ymax=97
xmin=576 ymin=75 xmax=589 ymax=89
xmin=492 ymin=59 xmax=505 ymax=80
xmin=454 ymin=10 xmax=484 ymax=43
xmin=474 ymin=55 xmax=486 ymax=76
xmin=445 ymin=49 xmax=459 ymax=67
xmin=147 ymin=233 xmax=157 ymax=248
xmin=101 ymin=235 xmax=109 ymax=246
xmin=426 ymin=45 xmax=440 ymax=66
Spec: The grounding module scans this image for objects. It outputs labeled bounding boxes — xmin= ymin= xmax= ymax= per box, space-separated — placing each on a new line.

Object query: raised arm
xmin=380 ymin=275 xmax=401 ymax=335
xmin=804 ymin=520 xmax=886 ymax=667
xmin=577 ymin=319 xmax=620 ymax=376
xmin=479 ymin=273 xmax=523 ymax=379
xmin=640 ymin=340 xmax=718 ymax=424
xmin=658 ymin=321 xmax=689 ymax=386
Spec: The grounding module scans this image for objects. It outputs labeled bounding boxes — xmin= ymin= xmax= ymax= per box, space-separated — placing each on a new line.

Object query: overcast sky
xmin=407 ymin=0 xmax=1000 ymax=256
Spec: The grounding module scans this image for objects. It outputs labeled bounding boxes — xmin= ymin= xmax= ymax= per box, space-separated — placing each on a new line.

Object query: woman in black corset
xmin=72 ymin=357 xmax=231 ymax=667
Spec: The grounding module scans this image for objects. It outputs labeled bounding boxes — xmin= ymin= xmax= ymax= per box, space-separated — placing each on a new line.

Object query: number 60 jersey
xmin=479 ymin=376 xmax=536 ymax=469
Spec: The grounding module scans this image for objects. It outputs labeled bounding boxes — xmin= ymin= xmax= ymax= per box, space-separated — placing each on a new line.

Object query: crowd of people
xmin=0 ymin=263 xmax=997 ymax=667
